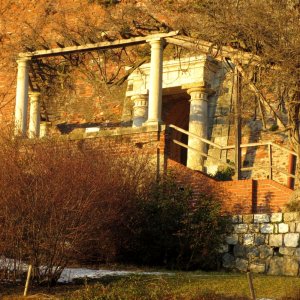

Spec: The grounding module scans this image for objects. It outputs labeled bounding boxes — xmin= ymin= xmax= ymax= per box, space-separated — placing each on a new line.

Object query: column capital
xmin=146 ymin=37 xmax=162 ymax=43
xmin=146 ymin=37 xmax=165 ymax=48
xmin=132 ymin=94 xmax=148 ymax=110
xmin=16 ymin=56 xmax=31 ymax=65
xmin=187 ymin=88 xmax=208 ymax=102
xmin=131 ymin=93 xmax=148 ymax=102
xmin=29 ymin=92 xmax=41 ymax=105
xmin=182 ymin=82 xmax=214 ymax=97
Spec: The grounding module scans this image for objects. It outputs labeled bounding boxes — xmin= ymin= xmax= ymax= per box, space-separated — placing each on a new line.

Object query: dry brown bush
xmin=0 ymin=129 xmax=155 ymax=285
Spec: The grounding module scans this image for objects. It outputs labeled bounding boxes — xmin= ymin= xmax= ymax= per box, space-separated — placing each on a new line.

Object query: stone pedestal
xmin=28 ymin=92 xmax=41 ymax=138
xmin=14 ymin=57 xmax=30 ymax=136
xmin=186 ymin=86 xmax=208 ymax=171
xmin=132 ymin=94 xmax=148 ymax=127
xmin=144 ymin=38 xmax=163 ymax=126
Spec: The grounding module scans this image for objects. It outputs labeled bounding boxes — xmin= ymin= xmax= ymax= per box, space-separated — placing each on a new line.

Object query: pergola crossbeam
xmin=19 ymin=31 xmax=179 ymax=58
xmin=165 ymin=35 xmax=261 ymax=65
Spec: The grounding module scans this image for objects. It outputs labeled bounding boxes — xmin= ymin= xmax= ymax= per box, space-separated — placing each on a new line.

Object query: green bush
xmin=119 ymin=173 xmax=226 ymax=270
xmin=213 ymin=166 xmax=235 ymax=181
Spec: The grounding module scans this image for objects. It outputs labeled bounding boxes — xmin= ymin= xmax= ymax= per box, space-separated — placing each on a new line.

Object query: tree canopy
xmin=1 ymin=0 xmax=300 ymax=151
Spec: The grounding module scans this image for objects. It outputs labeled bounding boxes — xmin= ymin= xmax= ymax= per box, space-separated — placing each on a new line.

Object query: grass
xmin=2 ymin=271 xmax=300 ymax=299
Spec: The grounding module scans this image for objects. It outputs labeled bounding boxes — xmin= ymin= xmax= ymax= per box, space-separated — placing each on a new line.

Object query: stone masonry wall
xmin=205 ymin=61 xmax=293 ymax=186
xmin=223 ymin=212 xmax=300 ymax=276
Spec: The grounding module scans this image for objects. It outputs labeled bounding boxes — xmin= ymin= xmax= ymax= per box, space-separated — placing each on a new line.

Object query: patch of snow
xmin=0 ymin=257 xmax=28 ymax=272
xmin=85 ymin=127 xmax=100 ymax=133
xmin=59 ymin=268 xmax=172 ymax=283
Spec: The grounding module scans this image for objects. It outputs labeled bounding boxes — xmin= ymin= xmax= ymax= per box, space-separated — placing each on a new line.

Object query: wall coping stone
xmin=271 ymin=213 xmax=283 ymax=223
xmin=284 ymin=212 xmax=300 ymax=222
xmin=61 ymin=124 xmax=166 ymax=141
xmin=254 ymin=214 xmax=270 ymax=223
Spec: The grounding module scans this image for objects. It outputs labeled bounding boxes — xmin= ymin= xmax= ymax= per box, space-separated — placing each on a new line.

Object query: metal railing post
xmin=268 ymin=143 xmax=272 ymax=180
xmin=168 ymin=124 xmax=298 ymax=185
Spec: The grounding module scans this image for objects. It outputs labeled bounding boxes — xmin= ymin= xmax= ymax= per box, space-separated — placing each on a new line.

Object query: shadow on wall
xmin=226 ymin=191 xmax=273 ymax=215
xmin=255 ymin=191 xmax=272 ymax=214
xmin=56 ymin=122 xmax=122 ymax=134
xmin=241 ymin=120 xmax=263 ymax=179
xmin=220 ymin=178 xmax=292 ymax=214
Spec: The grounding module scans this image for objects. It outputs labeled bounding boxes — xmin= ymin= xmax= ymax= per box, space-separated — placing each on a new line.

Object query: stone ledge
xmin=62 ymin=124 xmax=166 ymax=140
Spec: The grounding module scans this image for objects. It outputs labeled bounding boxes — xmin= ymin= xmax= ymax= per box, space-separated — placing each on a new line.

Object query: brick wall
xmin=220 ymin=180 xmax=254 ymax=214
xmin=0 ymin=71 xmax=15 ymax=125
xmin=63 ymin=125 xmax=164 ymax=151
xmin=56 ymin=125 xmax=167 ymax=178
xmin=255 ymin=179 xmax=293 ymax=213
xmin=11 ymin=122 xmax=295 ymax=214
xmin=167 ymin=159 xmax=293 ymax=214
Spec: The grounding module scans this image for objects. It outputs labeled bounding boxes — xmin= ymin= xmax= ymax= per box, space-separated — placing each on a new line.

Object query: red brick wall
xmin=167 ymin=159 xmax=293 ymax=214
xmin=66 ymin=131 xmax=294 ymax=214
xmin=220 ymin=180 xmax=254 ymax=214
xmin=255 ymin=179 xmax=293 ymax=213
xmin=67 ymin=127 xmax=165 ymax=156
xmin=0 ymin=2 xmax=128 ymax=128
xmin=0 ymin=71 xmax=15 ymax=125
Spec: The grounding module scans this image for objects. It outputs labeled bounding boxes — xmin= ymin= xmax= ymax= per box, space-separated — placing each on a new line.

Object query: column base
xmin=142 ymin=120 xmax=164 ymax=130
xmin=143 ymin=119 xmax=164 ymax=126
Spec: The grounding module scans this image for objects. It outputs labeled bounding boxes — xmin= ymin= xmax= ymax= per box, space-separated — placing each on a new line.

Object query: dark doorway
xmin=162 ymin=89 xmax=190 ymax=165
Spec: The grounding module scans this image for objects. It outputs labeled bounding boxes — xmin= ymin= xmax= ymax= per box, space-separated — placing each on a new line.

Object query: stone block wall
xmin=223 ymin=212 xmax=300 ymax=276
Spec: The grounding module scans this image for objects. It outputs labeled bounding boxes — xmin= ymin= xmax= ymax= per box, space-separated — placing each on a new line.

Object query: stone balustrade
xmin=222 ymin=212 xmax=300 ymax=276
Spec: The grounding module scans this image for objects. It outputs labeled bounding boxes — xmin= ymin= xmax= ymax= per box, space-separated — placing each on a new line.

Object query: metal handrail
xmin=173 ymin=139 xmax=234 ymax=168
xmin=169 ymin=124 xmax=223 ymax=149
xmin=168 ymin=124 xmax=297 ymax=182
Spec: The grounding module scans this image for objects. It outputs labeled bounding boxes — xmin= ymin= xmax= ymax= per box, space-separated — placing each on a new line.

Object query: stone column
xmin=28 ymin=92 xmax=41 ymax=138
xmin=40 ymin=121 xmax=51 ymax=138
xmin=144 ymin=38 xmax=163 ymax=126
xmin=187 ymin=86 xmax=209 ymax=171
xmin=14 ymin=57 xmax=30 ymax=136
xmin=132 ymin=94 xmax=148 ymax=127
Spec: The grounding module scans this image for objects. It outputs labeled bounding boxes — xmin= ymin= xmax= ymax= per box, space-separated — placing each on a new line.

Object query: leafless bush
xmin=0 ymin=128 xmax=155 ymax=285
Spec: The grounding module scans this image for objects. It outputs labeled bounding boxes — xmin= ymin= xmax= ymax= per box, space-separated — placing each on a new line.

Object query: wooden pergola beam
xmin=19 ymin=31 xmax=179 ymax=58
xmin=165 ymin=35 xmax=261 ymax=65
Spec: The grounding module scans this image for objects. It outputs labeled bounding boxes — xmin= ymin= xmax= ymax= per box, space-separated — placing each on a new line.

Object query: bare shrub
xmin=0 ymin=127 xmax=225 ymax=282
xmin=77 ymin=146 xmax=155 ymax=264
xmin=0 ymin=129 xmax=154 ymax=284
